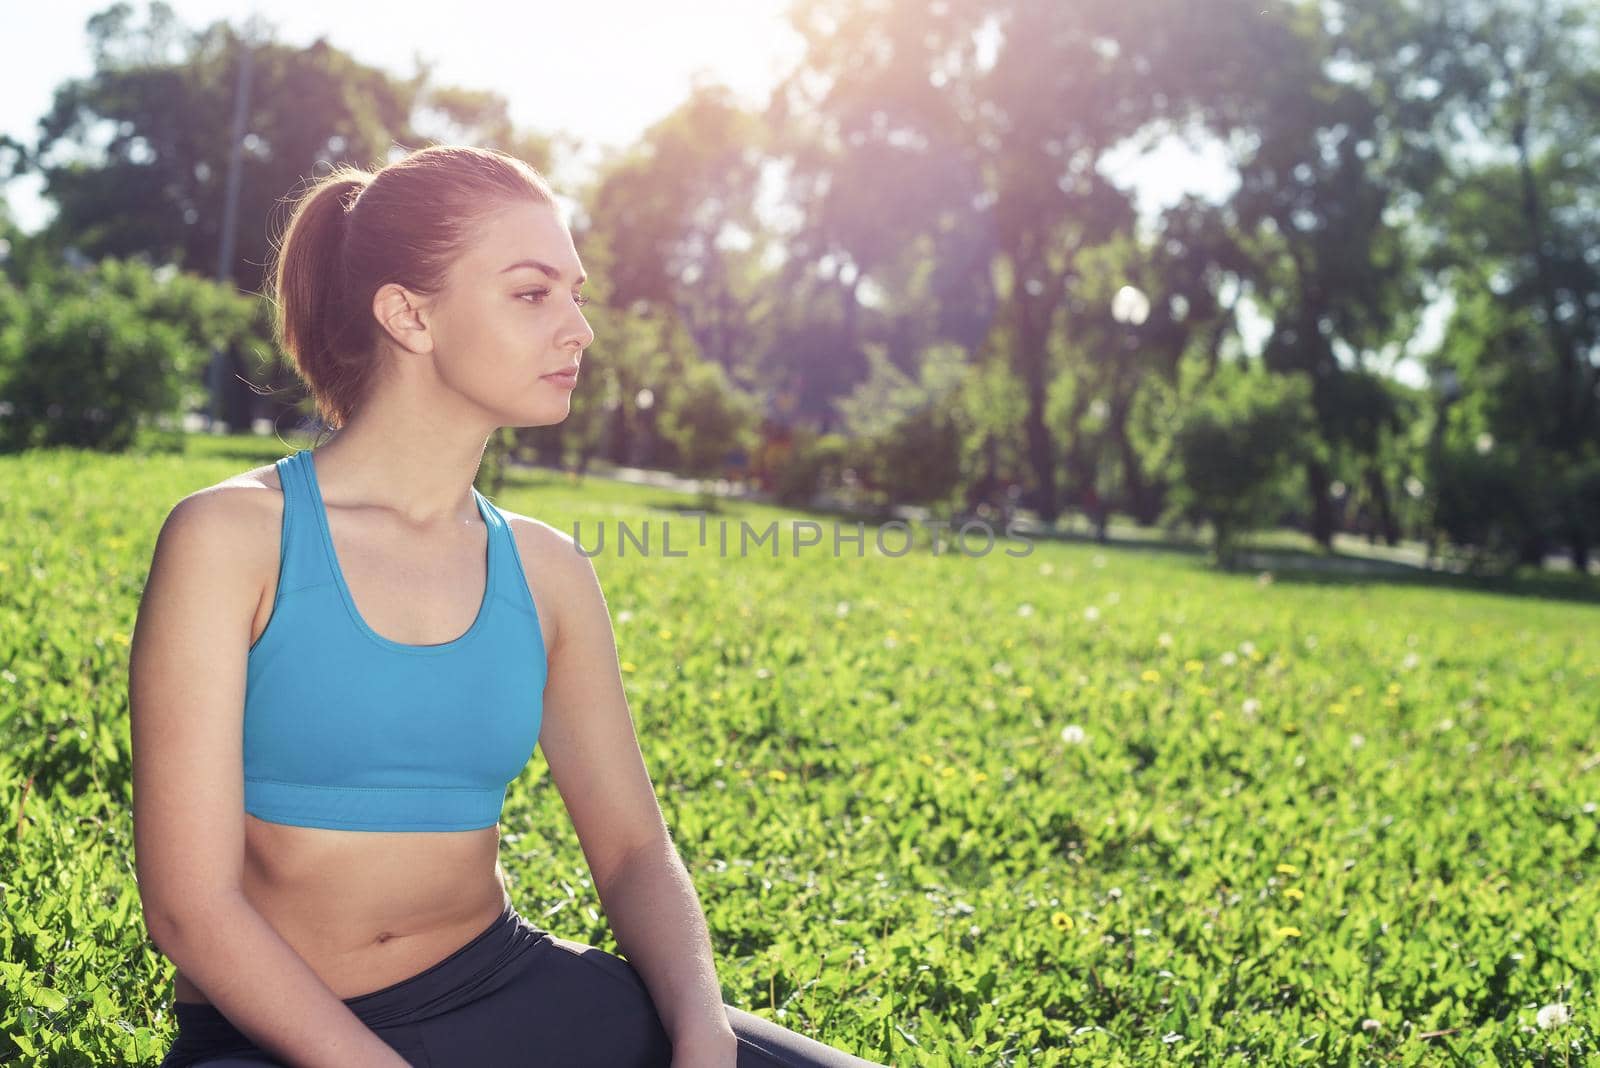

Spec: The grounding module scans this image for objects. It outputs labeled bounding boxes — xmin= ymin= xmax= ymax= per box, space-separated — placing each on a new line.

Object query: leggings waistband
xmin=170 ymin=900 xmax=549 ymax=1041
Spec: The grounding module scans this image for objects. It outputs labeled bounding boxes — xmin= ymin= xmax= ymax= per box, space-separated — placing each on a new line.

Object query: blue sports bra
xmin=241 ymin=449 xmax=547 ymax=832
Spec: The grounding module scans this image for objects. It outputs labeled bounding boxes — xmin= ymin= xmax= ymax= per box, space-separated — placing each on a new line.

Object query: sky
xmin=2 ymin=0 xmax=1434 ymax=385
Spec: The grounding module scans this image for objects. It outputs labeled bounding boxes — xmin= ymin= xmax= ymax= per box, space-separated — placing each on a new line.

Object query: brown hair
xmin=266 ymin=144 xmax=558 ymax=431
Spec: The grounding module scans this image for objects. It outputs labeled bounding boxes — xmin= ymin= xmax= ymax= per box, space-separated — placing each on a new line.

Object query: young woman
xmin=129 ymin=144 xmax=881 ymax=1068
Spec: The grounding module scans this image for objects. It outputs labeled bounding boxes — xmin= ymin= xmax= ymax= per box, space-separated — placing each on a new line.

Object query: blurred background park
xmin=0 ymin=0 xmax=1595 ymax=575
xmin=2 ymin=0 xmax=1598 ymax=1064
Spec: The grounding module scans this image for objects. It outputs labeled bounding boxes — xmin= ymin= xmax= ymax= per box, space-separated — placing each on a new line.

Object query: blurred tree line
xmin=0 ymin=0 xmax=1595 ymax=575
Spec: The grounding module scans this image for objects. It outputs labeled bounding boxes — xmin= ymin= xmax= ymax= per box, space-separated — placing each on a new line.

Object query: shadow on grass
xmin=1224 ymin=546 xmax=1600 ymax=607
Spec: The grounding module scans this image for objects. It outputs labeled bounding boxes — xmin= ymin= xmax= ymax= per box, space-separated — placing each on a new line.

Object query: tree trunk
xmin=1304 ymin=458 xmax=1336 ymax=550
xmin=1364 ymin=464 xmax=1400 ymax=546
xmin=1017 ymin=297 xmax=1059 ymax=523
xmin=1569 ymin=533 xmax=1591 ymax=575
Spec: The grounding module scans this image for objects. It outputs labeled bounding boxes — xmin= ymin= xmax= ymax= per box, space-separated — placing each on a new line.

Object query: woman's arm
xmin=517 ymin=518 xmax=737 ymax=1053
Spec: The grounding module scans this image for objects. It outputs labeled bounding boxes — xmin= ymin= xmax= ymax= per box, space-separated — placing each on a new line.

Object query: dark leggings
xmin=157 ymin=900 xmax=883 ymax=1067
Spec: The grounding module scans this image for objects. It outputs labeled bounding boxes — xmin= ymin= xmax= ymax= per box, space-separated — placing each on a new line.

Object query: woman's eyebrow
xmin=500 ymin=258 xmax=587 ymax=285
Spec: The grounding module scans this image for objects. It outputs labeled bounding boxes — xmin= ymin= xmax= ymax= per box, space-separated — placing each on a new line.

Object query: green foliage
xmin=3 ymin=440 xmax=1598 ymax=1065
xmin=837 ymin=344 xmax=971 ymax=509
xmin=0 ymin=259 xmax=259 ymax=453
xmin=1166 ymin=362 xmax=1317 ymax=567
xmin=655 ymin=357 xmax=762 ymax=483
xmin=766 ymin=425 xmax=849 ymax=508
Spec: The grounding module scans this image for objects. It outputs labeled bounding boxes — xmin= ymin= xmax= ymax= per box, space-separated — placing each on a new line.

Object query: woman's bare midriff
xmin=171 ymin=818 xmax=511 ymax=1005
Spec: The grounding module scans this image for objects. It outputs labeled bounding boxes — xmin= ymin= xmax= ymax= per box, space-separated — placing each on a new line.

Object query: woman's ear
xmin=372 ymin=282 xmax=434 ymax=356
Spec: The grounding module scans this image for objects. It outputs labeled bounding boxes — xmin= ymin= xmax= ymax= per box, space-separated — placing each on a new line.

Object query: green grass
xmin=2 ymin=435 xmax=1598 ymax=1065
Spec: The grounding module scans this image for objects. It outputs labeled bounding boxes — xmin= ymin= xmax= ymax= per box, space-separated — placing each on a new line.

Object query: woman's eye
xmin=519 ymin=291 xmax=589 ymax=307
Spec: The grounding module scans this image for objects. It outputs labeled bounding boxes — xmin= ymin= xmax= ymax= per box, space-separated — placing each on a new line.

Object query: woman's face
xmin=425 ymin=198 xmax=595 ymax=427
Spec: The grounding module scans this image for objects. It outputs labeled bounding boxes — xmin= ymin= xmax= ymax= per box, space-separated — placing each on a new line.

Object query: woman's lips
xmin=542 ymin=367 xmax=579 ymax=389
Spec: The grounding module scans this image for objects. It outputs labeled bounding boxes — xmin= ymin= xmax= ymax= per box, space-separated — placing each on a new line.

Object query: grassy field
xmin=2 ymin=435 xmax=1597 ymax=1066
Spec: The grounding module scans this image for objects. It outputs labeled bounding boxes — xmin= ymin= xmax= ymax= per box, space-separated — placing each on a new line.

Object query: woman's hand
xmin=670 ymin=1025 xmax=739 ymax=1067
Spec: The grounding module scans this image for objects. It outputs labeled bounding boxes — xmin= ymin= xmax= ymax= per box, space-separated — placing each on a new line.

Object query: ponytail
xmin=267 ymin=167 xmax=374 ymax=431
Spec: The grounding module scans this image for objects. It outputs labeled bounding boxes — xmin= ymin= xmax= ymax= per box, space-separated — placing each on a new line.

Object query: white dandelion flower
xmin=1084 ymin=605 xmax=1101 ymax=622
xmin=1536 ymin=1003 xmax=1570 ymax=1029
xmin=1060 ymin=724 xmax=1087 ymax=745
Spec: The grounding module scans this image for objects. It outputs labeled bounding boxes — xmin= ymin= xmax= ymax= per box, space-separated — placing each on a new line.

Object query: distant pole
xmin=208 ymin=31 xmax=255 ymax=431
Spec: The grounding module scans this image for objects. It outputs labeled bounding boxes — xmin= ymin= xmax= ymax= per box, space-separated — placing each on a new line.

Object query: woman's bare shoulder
xmin=496 ymin=509 xmax=597 ymax=649
xmin=213 ymin=457 xmax=286 ymax=495
xmin=156 ymin=460 xmax=288 ymax=581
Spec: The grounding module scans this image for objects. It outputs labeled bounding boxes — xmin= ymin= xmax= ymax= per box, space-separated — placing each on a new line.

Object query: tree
xmin=1165 ymin=359 xmax=1317 ymax=568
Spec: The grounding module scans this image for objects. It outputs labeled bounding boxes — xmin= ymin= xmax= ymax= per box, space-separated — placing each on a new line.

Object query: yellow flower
xmin=710 ymin=689 xmax=722 ymax=701
xmin=1330 ymin=702 xmax=1347 ymax=716
xmin=1283 ymin=888 xmax=1304 ymax=900
xmin=1348 ymin=685 xmax=1365 ymax=697
xmin=1276 ymin=863 xmax=1298 ymax=875
xmin=1141 ymin=669 xmax=1162 ymax=683
xmin=1387 ymin=682 xmax=1402 ymax=696
xmin=939 ymin=766 xmax=957 ymax=778
xmin=1209 ymin=709 xmax=1225 ymax=722
xmin=1013 ymin=685 xmax=1034 ymax=699
xmin=658 ymin=628 xmax=673 ymax=640
xmin=918 ymin=753 xmax=935 ymax=766
xmin=1184 ymin=659 xmax=1204 ymax=673
xmin=1051 ymin=911 xmax=1074 ymax=931
xmin=767 ymin=769 xmax=788 ymax=782
xmin=971 ymin=772 xmax=989 ymax=784
xmin=620 ymin=661 xmax=637 ymax=673
xmin=1249 ymin=649 xmax=1265 ymax=661
xmin=1274 ymin=926 xmax=1302 ymax=938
